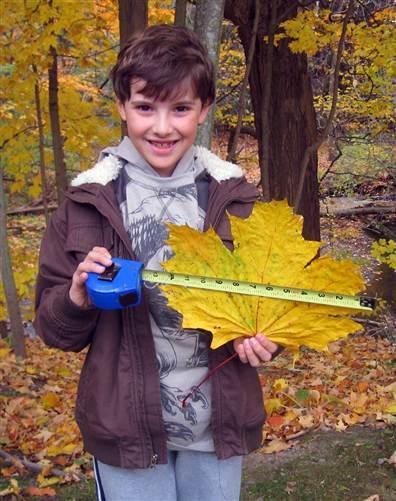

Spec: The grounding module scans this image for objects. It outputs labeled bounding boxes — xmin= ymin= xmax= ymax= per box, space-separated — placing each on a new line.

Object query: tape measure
xmin=86 ymin=258 xmax=376 ymax=311
xmin=143 ymin=269 xmax=375 ymax=311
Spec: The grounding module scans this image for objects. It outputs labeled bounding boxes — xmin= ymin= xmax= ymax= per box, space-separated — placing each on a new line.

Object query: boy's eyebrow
xmin=129 ymin=97 xmax=154 ymax=103
xmin=173 ymin=100 xmax=195 ymax=105
xmin=130 ymin=97 xmax=197 ymax=106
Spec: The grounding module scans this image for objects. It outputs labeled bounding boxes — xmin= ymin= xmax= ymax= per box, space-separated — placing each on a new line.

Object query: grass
xmin=241 ymin=427 xmax=396 ymax=501
xmin=1 ymin=427 xmax=394 ymax=500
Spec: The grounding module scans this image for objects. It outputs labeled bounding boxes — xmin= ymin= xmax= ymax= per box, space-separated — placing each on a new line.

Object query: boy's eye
xmin=175 ymin=106 xmax=190 ymax=113
xmin=136 ymin=104 xmax=152 ymax=112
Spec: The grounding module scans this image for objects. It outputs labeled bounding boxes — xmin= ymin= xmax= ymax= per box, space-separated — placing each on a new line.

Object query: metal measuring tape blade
xmin=142 ymin=269 xmax=376 ymax=311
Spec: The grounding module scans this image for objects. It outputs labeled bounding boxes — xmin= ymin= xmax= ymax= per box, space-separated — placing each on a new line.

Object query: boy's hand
xmin=233 ymin=334 xmax=278 ymax=367
xmin=69 ymin=247 xmax=112 ymax=308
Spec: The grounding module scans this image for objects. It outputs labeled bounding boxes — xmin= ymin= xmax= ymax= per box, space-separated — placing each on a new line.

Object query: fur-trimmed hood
xmin=71 ymin=144 xmax=243 ymax=187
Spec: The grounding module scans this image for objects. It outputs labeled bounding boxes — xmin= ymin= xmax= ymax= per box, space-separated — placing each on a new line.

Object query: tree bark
xmin=0 ymin=168 xmax=26 ymax=359
xmin=48 ymin=46 xmax=68 ymax=205
xmin=175 ymin=0 xmax=188 ymax=26
xmin=194 ymin=0 xmax=226 ymax=149
xmin=320 ymin=206 xmax=395 ymax=217
xmin=118 ymin=0 xmax=148 ymax=136
xmin=225 ymin=0 xmax=320 ymax=240
xmin=118 ymin=0 xmax=148 ymax=49
xmin=294 ymin=0 xmax=355 ymax=215
xmin=33 ymin=67 xmax=49 ymax=226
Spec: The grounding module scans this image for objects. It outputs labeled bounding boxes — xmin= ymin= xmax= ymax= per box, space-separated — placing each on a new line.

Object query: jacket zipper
xmin=207 ymin=192 xmax=258 ymax=459
xmin=150 ymin=453 xmax=159 ymax=467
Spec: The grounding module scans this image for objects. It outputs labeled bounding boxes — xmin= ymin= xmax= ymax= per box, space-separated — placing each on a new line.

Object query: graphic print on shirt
xmin=118 ymin=167 xmax=212 ymax=449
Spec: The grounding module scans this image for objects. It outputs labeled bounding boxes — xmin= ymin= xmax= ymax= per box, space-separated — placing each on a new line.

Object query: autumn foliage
xmin=0 ymin=334 xmax=395 ymax=495
xmin=1 ymin=1 xmax=395 ymax=496
xmin=162 ymin=201 xmax=365 ymax=354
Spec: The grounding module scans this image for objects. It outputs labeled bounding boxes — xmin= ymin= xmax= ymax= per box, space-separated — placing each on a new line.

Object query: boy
xmin=34 ymin=25 xmax=278 ymax=500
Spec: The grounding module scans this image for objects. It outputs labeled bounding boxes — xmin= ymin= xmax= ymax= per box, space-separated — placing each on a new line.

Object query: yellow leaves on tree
xmin=161 ymin=200 xmax=365 ymax=356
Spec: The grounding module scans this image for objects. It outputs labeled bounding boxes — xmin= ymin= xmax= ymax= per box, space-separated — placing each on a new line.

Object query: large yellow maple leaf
xmin=161 ymin=200 xmax=365 ymax=356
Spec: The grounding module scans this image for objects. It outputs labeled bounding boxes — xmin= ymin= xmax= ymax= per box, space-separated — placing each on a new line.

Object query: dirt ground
xmin=241 ymin=426 xmax=396 ymax=501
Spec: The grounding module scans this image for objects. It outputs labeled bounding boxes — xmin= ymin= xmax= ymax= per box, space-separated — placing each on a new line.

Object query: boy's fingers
xmin=75 ymin=271 xmax=87 ymax=284
xmin=91 ymin=246 xmax=112 ymax=257
xmin=86 ymin=249 xmax=112 ymax=266
xmin=236 ymin=343 xmax=248 ymax=364
xmin=76 ymin=261 xmax=107 ymax=276
xmin=234 ymin=335 xmax=277 ymax=366
xmin=243 ymin=339 xmax=260 ymax=367
xmin=256 ymin=334 xmax=278 ymax=354
xmin=233 ymin=338 xmax=248 ymax=363
xmin=249 ymin=337 xmax=272 ymax=362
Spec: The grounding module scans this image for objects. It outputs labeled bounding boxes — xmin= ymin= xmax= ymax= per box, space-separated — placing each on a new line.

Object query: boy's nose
xmin=152 ymin=113 xmax=172 ymax=136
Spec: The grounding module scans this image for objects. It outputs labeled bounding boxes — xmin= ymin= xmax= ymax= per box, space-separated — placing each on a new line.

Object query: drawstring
xmin=182 ymin=352 xmax=239 ymax=407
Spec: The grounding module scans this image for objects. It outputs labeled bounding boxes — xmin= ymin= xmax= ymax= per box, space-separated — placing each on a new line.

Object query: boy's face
xmin=117 ymin=79 xmax=210 ymax=176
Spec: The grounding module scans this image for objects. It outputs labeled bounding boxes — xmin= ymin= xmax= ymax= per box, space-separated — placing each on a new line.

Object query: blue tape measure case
xmin=86 ymin=258 xmax=143 ymax=309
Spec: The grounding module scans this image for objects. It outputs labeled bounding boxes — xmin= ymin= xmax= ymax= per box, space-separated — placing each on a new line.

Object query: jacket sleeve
xmin=33 ymin=205 xmax=100 ymax=352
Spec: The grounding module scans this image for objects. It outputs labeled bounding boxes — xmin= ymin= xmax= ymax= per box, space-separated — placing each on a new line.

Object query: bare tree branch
xmin=227 ymin=0 xmax=260 ymax=162
xmin=215 ymin=77 xmax=244 ymax=105
xmin=0 ymin=448 xmax=84 ymax=480
xmin=0 ymin=127 xmax=37 ymax=152
xmin=318 ymin=140 xmax=343 ymax=184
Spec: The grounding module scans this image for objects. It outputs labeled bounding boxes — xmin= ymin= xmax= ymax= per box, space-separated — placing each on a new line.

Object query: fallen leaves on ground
xmin=260 ymin=334 xmax=396 ymax=453
xmin=0 ymin=339 xmax=89 ymax=496
xmin=0 ymin=333 xmax=395 ymax=493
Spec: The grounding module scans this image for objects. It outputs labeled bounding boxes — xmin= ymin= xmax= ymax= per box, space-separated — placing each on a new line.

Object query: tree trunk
xmin=0 ymin=168 xmax=26 ymax=359
xmin=225 ymin=0 xmax=320 ymax=240
xmin=33 ymin=68 xmax=50 ymax=226
xmin=194 ymin=0 xmax=225 ymax=149
xmin=48 ymin=46 xmax=68 ymax=205
xmin=118 ymin=0 xmax=148 ymax=49
xmin=118 ymin=0 xmax=148 ymax=137
xmin=175 ymin=0 xmax=187 ymax=26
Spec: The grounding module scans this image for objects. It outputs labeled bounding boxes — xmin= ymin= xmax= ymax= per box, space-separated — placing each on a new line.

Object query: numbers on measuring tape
xmin=141 ymin=269 xmax=375 ymax=311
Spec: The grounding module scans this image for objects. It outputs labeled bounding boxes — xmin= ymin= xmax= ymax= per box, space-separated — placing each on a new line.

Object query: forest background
xmin=0 ymin=0 xmax=395 ymax=499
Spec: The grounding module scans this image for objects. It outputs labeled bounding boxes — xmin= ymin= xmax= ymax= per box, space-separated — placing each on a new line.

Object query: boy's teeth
xmin=151 ymin=141 xmax=175 ymax=148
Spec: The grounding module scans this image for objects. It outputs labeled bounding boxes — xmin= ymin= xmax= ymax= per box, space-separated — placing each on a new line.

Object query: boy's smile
xmin=117 ymin=79 xmax=210 ymax=176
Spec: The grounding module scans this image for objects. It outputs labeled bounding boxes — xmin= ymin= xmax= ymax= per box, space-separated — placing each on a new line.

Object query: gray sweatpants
xmin=94 ymin=450 xmax=243 ymax=501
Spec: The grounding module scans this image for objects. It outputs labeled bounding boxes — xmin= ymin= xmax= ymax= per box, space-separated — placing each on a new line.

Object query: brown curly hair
xmin=111 ymin=24 xmax=216 ymax=106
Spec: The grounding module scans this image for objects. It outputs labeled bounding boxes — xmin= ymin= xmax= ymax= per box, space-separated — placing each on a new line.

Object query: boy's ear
xmin=116 ymin=99 xmax=127 ymax=121
xmin=198 ymin=101 xmax=211 ymax=125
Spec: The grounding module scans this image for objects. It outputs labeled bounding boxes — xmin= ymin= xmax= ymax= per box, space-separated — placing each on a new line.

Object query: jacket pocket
xmin=65 ymin=224 xmax=114 ymax=258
